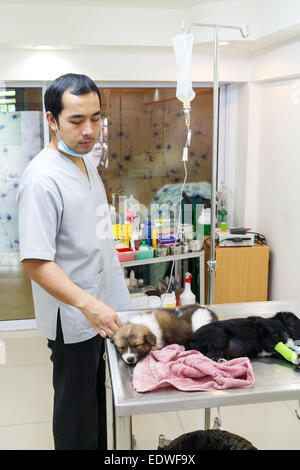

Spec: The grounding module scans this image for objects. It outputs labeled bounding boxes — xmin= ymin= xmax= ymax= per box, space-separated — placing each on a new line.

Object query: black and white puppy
xmin=184 ymin=311 xmax=300 ymax=367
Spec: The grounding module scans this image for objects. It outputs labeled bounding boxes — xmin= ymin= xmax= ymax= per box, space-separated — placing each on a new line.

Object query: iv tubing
xmin=162 ymin=160 xmax=188 ymax=305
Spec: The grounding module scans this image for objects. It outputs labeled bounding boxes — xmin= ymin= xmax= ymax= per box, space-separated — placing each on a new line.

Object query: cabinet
xmin=204 ymin=240 xmax=269 ymax=304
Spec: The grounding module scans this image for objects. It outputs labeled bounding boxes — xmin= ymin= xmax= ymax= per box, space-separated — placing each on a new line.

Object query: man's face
xmin=55 ymin=90 xmax=101 ymax=154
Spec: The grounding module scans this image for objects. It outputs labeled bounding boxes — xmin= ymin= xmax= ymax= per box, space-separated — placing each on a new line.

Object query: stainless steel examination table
xmin=105 ymin=301 xmax=300 ymax=450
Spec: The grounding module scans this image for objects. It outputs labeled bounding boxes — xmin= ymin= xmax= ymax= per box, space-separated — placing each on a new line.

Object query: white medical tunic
xmin=17 ymin=147 xmax=130 ymax=343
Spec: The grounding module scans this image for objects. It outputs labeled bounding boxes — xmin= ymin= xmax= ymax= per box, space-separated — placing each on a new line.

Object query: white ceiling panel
xmin=0 ymin=0 xmax=227 ymax=8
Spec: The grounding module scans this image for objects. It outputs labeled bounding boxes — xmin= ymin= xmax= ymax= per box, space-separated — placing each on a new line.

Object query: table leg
xmin=115 ymin=415 xmax=132 ymax=450
xmin=174 ymin=259 xmax=180 ymax=285
xmin=199 ymin=251 xmax=205 ymax=305
xmin=205 ymin=408 xmax=211 ymax=430
xmin=105 ymin=347 xmax=115 ymax=450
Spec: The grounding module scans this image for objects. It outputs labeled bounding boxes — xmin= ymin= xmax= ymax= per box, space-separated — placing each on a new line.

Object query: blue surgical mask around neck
xmin=54 ymin=119 xmax=91 ymax=158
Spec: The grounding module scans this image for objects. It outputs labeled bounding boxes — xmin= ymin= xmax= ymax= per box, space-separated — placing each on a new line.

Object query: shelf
xmin=120 ymin=250 xmax=204 ymax=268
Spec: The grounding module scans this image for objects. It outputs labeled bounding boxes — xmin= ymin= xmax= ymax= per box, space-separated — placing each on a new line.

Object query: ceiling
xmin=0 ymin=0 xmax=226 ymax=7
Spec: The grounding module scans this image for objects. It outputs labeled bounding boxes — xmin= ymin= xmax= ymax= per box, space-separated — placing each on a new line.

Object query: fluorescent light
xmin=219 ymin=41 xmax=230 ymax=46
xmin=0 ymin=90 xmax=16 ymax=96
xmin=33 ymin=45 xmax=57 ymax=50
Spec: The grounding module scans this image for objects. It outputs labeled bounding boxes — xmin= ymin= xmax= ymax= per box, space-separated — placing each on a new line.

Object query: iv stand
xmin=186 ymin=22 xmax=249 ymax=305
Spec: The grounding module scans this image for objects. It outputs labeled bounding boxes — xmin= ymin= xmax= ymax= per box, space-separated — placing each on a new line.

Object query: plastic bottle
xmin=110 ymin=205 xmax=117 ymax=239
xmin=152 ymin=227 xmax=157 ymax=248
xmin=179 ymin=272 xmax=196 ymax=305
xmin=139 ymin=240 xmax=149 ymax=251
xmin=109 ymin=193 xmax=120 ymax=239
xmin=198 ymin=207 xmax=211 ymax=236
xmin=127 ymin=194 xmax=140 ymax=232
xmin=142 ymin=216 xmax=152 ymax=239
xmin=121 ymin=223 xmax=130 ymax=247
xmin=217 ymin=199 xmax=228 ymax=231
xmin=129 ymin=270 xmax=137 ymax=287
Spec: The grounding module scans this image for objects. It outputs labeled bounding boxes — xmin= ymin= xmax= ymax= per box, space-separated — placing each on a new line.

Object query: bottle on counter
xmin=142 ymin=216 xmax=152 ymax=239
xmin=127 ymin=194 xmax=140 ymax=232
xmin=179 ymin=272 xmax=196 ymax=305
xmin=109 ymin=193 xmax=120 ymax=239
xmin=129 ymin=270 xmax=137 ymax=287
xmin=139 ymin=240 xmax=149 ymax=251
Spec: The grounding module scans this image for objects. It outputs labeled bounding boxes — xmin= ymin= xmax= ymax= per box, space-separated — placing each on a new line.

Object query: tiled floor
xmin=1 ymin=329 xmax=300 ymax=450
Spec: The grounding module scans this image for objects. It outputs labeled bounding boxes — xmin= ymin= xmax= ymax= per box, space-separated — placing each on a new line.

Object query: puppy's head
xmin=274 ymin=311 xmax=300 ymax=341
xmin=111 ymin=322 xmax=157 ymax=365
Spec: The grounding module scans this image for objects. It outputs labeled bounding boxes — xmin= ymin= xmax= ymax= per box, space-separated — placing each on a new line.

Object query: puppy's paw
xmin=294 ymin=352 xmax=300 ymax=368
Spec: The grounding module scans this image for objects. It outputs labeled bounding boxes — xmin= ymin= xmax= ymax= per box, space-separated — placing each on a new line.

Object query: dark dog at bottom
xmin=161 ymin=429 xmax=257 ymax=450
xmin=184 ymin=311 xmax=300 ymax=367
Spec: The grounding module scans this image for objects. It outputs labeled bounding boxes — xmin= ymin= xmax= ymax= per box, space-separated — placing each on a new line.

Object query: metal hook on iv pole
xmin=184 ymin=21 xmax=249 ymax=38
xmin=182 ymin=21 xmax=248 ymax=305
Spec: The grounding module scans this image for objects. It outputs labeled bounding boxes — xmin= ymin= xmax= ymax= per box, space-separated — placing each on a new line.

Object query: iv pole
xmin=185 ymin=22 xmax=249 ymax=305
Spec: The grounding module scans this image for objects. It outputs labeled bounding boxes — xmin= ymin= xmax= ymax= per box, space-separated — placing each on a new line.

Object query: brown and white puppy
xmin=111 ymin=304 xmax=218 ymax=365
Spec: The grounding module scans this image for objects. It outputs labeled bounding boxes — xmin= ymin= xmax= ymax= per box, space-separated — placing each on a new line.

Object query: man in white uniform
xmin=17 ymin=73 xmax=130 ymax=450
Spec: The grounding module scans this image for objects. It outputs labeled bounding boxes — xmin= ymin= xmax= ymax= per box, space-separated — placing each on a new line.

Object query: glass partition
xmin=96 ymin=87 xmax=213 ymax=211
xmin=0 ymin=87 xmax=44 ymax=320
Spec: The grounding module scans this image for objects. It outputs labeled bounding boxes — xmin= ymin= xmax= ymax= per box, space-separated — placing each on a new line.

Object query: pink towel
xmin=133 ymin=344 xmax=255 ymax=393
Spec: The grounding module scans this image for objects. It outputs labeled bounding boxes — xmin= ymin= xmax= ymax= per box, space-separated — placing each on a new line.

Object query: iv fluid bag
xmin=173 ymin=32 xmax=195 ymax=108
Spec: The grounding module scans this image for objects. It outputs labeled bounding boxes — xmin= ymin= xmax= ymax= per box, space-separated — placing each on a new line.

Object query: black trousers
xmin=47 ymin=312 xmax=107 ymax=450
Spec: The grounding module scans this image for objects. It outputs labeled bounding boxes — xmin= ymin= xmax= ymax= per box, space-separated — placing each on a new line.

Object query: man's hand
xmin=80 ymin=295 xmax=123 ymax=338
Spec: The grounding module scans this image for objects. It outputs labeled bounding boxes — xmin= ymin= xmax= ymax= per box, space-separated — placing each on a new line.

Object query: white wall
xmin=255 ymin=79 xmax=300 ymax=300
xmin=221 ymin=82 xmax=250 ymax=228
xmin=225 ymin=37 xmax=300 ymax=300
xmin=253 ymin=39 xmax=300 ymax=82
xmin=0 ymin=46 xmax=252 ymax=83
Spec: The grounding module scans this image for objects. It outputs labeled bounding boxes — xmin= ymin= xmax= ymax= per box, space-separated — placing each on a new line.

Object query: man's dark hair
xmin=44 ymin=73 xmax=101 ymax=123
